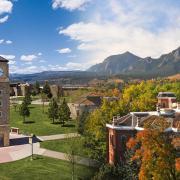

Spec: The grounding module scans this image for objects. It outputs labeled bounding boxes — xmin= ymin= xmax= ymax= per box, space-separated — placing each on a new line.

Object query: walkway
xmin=36 ymin=148 xmax=98 ymax=167
xmin=38 ymin=133 xmax=80 ymax=141
xmin=0 ymin=133 xmax=98 ymax=167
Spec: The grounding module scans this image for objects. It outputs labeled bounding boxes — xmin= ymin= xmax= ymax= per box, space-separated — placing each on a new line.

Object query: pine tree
xmin=77 ymin=110 xmax=89 ymax=134
xmin=59 ymin=98 xmax=71 ymax=126
xmin=34 ymin=81 xmax=40 ymax=94
xmin=42 ymin=81 xmax=52 ymax=99
xmin=19 ymin=101 xmax=30 ymax=123
xmin=23 ymin=91 xmax=32 ymax=106
xmin=48 ymin=98 xmax=59 ymax=124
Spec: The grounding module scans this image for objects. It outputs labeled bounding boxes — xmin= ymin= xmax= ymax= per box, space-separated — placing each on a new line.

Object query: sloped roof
xmin=0 ymin=56 xmax=9 ymax=62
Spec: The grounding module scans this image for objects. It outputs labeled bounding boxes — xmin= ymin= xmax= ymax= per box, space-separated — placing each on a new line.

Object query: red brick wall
xmin=107 ymin=127 xmax=136 ymax=164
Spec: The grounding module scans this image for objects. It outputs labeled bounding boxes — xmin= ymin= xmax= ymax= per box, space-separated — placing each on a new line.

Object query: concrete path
xmin=38 ymin=133 xmax=80 ymax=141
xmin=10 ymin=99 xmax=49 ymax=105
xmin=0 ymin=143 xmax=41 ymax=163
xmin=0 ymin=133 xmax=98 ymax=167
xmin=36 ymin=148 xmax=98 ymax=167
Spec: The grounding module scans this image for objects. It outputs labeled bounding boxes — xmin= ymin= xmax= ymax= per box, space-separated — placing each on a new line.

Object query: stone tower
xmin=0 ymin=56 xmax=9 ymax=147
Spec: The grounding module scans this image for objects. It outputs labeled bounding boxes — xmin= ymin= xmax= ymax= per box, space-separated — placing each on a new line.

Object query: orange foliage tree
xmin=126 ymin=117 xmax=179 ymax=180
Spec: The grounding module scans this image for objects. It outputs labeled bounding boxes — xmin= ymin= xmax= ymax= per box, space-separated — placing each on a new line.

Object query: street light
xmin=29 ymin=134 xmax=34 ymax=161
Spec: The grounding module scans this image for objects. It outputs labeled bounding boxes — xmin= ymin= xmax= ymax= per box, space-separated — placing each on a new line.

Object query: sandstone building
xmin=0 ymin=56 xmax=9 ymax=146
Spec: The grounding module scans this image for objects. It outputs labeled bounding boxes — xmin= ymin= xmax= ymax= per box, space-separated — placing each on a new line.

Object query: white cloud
xmin=0 ymin=0 xmax=13 ymax=24
xmin=0 ymin=54 xmax=15 ymax=60
xmin=59 ymin=0 xmax=180 ymax=67
xmin=57 ymin=48 xmax=71 ymax=54
xmin=20 ymin=54 xmax=38 ymax=61
xmin=0 ymin=39 xmax=4 ymax=44
xmin=38 ymin=52 xmax=42 ymax=56
xmin=52 ymin=0 xmax=91 ymax=11
xmin=6 ymin=40 xmax=12 ymax=44
xmin=0 ymin=0 xmax=13 ymax=15
xmin=8 ymin=60 xmax=16 ymax=65
xmin=0 ymin=15 xmax=9 ymax=23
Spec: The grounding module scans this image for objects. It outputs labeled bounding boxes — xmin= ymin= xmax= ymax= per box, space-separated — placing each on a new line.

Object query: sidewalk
xmin=38 ymin=133 xmax=80 ymax=141
xmin=36 ymin=148 xmax=98 ymax=167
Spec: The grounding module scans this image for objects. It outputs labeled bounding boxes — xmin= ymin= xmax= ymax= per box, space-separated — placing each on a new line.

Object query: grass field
xmin=41 ymin=137 xmax=89 ymax=157
xmin=10 ymin=105 xmax=77 ymax=136
xmin=0 ymin=156 xmax=96 ymax=180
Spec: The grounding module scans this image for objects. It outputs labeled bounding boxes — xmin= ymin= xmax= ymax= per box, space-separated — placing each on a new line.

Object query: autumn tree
xmin=126 ymin=116 xmax=178 ymax=180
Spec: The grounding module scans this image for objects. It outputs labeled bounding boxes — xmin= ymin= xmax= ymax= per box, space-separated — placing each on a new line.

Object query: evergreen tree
xmin=59 ymin=98 xmax=71 ymax=126
xmin=23 ymin=91 xmax=32 ymax=106
xmin=34 ymin=81 xmax=40 ymax=94
xmin=77 ymin=110 xmax=89 ymax=134
xmin=48 ymin=98 xmax=59 ymax=124
xmin=42 ymin=81 xmax=52 ymax=99
xmin=19 ymin=101 xmax=30 ymax=123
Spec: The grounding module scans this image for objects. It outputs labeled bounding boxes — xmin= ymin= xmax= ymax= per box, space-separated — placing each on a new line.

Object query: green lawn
xmin=41 ymin=137 xmax=89 ymax=157
xmin=10 ymin=105 xmax=77 ymax=136
xmin=0 ymin=156 xmax=96 ymax=180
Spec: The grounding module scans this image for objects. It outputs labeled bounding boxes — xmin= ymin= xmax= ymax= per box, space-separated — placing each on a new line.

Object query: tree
xmin=59 ymin=98 xmax=71 ymax=126
xmin=42 ymin=81 xmax=52 ymax=99
xmin=41 ymin=92 xmax=47 ymax=113
xmin=48 ymin=98 xmax=59 ymax=124
xmin=35 ymin=81 xmax=40 ymax=94
xmin=77 ymin=110 xmax=89 ymax=134
xmin=65 ymin=134 xmax=81 ymax=180
xmin=11 ymin=98 xmax=18 ymax=112
xmin=23 ymin=91 xmax=32 ymax=106
xmin=19 ymin=101 xmax=30 ymax=123
xmin=126 ymin=117 xmax=178 ymax=180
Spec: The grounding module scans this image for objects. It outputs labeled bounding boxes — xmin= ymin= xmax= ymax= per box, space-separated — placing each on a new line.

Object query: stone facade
xmin=0 ymin=57 xmax=10 ymax=146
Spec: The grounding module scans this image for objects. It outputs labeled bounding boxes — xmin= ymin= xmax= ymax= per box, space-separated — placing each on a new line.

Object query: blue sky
xmin=0 ymin=0 xmax=180 ymax=74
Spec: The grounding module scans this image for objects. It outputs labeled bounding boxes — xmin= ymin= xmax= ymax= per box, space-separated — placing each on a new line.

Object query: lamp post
xmin=29 ymin=134 xmax=34 ymax=161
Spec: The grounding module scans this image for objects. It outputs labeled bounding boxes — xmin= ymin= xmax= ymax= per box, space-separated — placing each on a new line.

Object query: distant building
xmin=0 ymin=56 xmax=10 ymax=147
xmin=10 ymin=82 xmax=32 ymax=96
xmin=157 ymin=92 xmax=177 ymax=109
xmin=106 ymin=92 xmax=180 ymax=165
xmin=68 ymin=93 xmax=102 ymax=119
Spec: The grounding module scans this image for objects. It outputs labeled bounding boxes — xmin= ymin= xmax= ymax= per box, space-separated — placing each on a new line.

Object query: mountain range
xmin=10 ymin=47 xmax=180 ymax=83
xmin=88 ymin=47 xmax=180 ymax=77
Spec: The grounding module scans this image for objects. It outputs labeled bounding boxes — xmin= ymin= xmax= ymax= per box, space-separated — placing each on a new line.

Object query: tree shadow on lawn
xmin=51 ymin=121 xmax=75 ymax=127
xmin=29 ymin=106 xmax=36 ymax=109
xmin=23 ymin=120 xmax=35 ymax=124
xmin=62 ymin=124 xmax=75 ymax=127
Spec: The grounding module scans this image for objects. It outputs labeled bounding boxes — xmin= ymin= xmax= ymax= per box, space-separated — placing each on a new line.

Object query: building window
xmin=0 ymin=100 xmax=2 ymax=107
xmin=0 ymin=111 xmax=2 ymax=117
xmin=0 ymin=90 xmax=2 ymax=96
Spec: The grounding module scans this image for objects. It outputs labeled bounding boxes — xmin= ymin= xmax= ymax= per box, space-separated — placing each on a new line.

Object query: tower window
xmin=0 ymin=90 xmax=2 ymax=96
xmin=0 ymin=100 xmax=2 ymax=107
xmin=0 ymin=111 xmax=2 ymax=117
